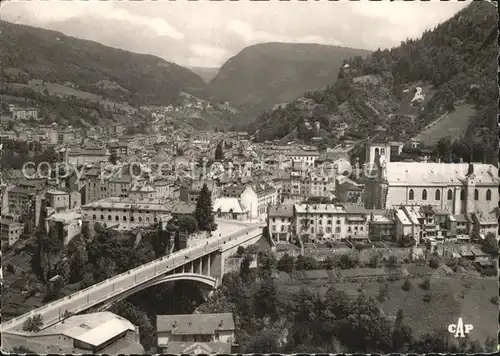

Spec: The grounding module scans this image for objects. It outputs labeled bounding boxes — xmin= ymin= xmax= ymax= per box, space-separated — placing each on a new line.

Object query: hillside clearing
xmin=414 ymin=103 xmax=476 ymax=146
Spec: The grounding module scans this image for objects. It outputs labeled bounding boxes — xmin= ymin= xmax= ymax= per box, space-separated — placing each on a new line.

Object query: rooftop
xmin=156 ymin=313 xmax=235 ymax=335
xmin=37 ymin=312 xmax=136 ymax=346
xmin=268 ymin=204 xmax=294 ymax=218
xmin=213 ymin=198 xmax=248 ymax=214
xmin=385 ymin=162 xmax=499 ymax=186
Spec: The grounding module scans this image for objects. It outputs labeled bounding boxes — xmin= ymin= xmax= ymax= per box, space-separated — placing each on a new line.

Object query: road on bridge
xmin=1 ymin=220 xmax=264 ymax=334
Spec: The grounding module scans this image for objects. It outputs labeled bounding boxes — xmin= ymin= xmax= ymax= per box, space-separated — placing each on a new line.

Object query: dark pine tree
xmin=214 ymin=141 xmax=224 ymax=160
xmin=194 ymin=183 xmax=215 ymax=231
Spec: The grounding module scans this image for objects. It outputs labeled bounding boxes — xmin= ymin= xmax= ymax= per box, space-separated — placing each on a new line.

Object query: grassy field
xmin=414 ymin=103 xmax=476 ymax=146
xmin=276 ymin=274 xmax=497 ymax=344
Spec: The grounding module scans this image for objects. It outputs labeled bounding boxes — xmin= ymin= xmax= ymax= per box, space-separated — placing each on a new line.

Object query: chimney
xmin=460 ymin=157 xmax=464 ymax=163
xmin=219 ymin=319 xmax=224 ymax=327
xmin=467 ymin=163 xmax=474 ymax=176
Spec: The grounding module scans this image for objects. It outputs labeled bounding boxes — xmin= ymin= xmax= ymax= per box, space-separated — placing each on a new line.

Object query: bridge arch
xmin=96 ymin=273 xmax=217 ymax=311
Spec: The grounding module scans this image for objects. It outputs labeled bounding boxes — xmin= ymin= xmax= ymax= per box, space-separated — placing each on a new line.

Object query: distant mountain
xmin=190 ymin=67 xmax=220 ymax=83
xmin=250 ymin=2 xmax=497 ymax=164
xmin=207 ymin=42 xmax=371 ymax=109
xmin=0 ymin=20 xmax=208 ymax=107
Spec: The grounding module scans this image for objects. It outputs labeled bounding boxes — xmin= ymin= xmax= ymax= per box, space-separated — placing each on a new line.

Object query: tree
xmin=339 ymin=253 xmax=357 ymax=269
xmin=377 ymin=283 xmax=389 ymax=302
xmin=194 ymin=183 xmax=216 ymax=231
xmin=387 ymin=255 xmax=399 ymax=268
xmin=254 ymin=277 xmax=278 ymax=319
xmin=369 ymin=254 xmax=381 ymax=268
xmin=401 ymin=278 xmax=412 ymax=291
xmin=177 ymin=215 xmax=198 ymax=234
xmin=429 ymin=256 xmax=440 ymax=269
xmin=258 ymin=250 xmax=277 ymax=276
xmin=392 ymin=309 xmax=413 ymax=352
xmin=420 ymin=278 xmax=431 ymax=290
xmin=109 ymin=300 xmax=157 ymax=350
xmin=214 ymin=141 xmax=224 ymax=160
xmin=240 ymin=254 xmax=253 ymax=281
xmin=12 ymin=346 xmax=36 ymax=354
xmin=22 ymin=313 xmax=43 ymax=332
xmin=277 ymin=253 xmax=295 ymax=273
xmin=236 ymin=246 xmax=246 ymax=256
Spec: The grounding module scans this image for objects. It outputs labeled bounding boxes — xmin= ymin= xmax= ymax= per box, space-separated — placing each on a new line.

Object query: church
xmin=372 ymin=161 xmax=498 ymax=215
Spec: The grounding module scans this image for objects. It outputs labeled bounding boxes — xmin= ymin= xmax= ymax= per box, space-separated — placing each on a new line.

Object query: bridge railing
xmin=0 ymin=225 xmax=261 ymax=330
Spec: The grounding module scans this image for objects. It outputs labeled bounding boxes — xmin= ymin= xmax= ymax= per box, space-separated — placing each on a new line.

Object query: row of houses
xmin=268 ymin=202 xmax=498 ymax=245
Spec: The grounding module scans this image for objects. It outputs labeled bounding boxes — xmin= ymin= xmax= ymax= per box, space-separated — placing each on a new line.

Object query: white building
xmin=268 ymin=204 xmax=294 ymax=242
xmin=378 ymin=162 xmax=499 ymax=214
xmin=82 ymin=197 xmax=171 ymax=230
xmin=240 ymin=183 xmax=277 ymax=219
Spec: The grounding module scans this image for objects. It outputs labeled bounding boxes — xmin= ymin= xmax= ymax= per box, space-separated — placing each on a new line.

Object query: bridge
xmin=1 ymin=220 xmax=263 ymax=336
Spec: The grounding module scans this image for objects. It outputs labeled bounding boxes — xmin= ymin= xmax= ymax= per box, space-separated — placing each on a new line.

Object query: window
xmin=460 ymin=189 xmax=465 ymax=200
xmin=131 ymin=216 xmax=135 ymax=222
xmin=310 ymin=219 xmax=313 ymax=225
xmin=336 ymin=220 xmax=341 ymax=224
xmin=115 ymin=216 xmax=119 ymax=221
xmin=154 ymin=218 xmax=158 ymax=223
xmin=100 ymin=215 xmax=104 ymax=220
xmin=92 ymin=214 xmax=96 ymax=220
xmin=422 ymin=189 xmax=427 ymax=200
xmin=108 ymin=215 xmax=111 ymax=221
xmin=435 ymin=190 xmax=440 ymax=200
xmin=335 ymin=227 xmax=340 ymax=233
xmin=474 ymin=189 xmax=479 ymax=200
xmin=486 ymin=189 xmax=492 ymax=201
xmin=139 ymin=217 xmax=142 ymax=222
xmin=381 ymin=148 xmax=385 ymax=155
xmin=311 ymin=227 xmax=314 ymax=233
xmin=327 ymin=220 xmax=332 ymax=225
xmin=123 ymin=216 xmax=127 ymax=221
xmin=447 ymin=189 xmax=453 ymax=200
xmin=409 ymin=189 xmax=414 ymax=200
xmin=375 ymin=148 xmax=379 ymax=156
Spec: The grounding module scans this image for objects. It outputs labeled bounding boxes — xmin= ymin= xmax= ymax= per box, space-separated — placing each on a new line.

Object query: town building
xmin=240 ymin=182 xmax=277 ymax=219
xmin=11 ymin=107 xmax=39 ymax=121
xmin=1 ymin=214 xmax=24 ymax=246
xmin=369 ymin=162 xmax=499 ymax=214
xmin=294 ymin=203 xmax=368 ymax=243
xmin=180 ymin=180 xmax=218 ymax=205
xmin=284 ymin=151 xmax=320 ymax=168
xmin=2 ymin=312 xmax=144 ymax=354
xmin=268 ymin=204 xmax=294 ymax=242
xmin=213 ymin=198 xmax=249 ymax=221
xmin=82 ymin=197 xmax=171 ymax=230
xmin=65 ymin=146 xmax=111 ymax=166
xmin=156 ymin=313 xmax=235 ymax=354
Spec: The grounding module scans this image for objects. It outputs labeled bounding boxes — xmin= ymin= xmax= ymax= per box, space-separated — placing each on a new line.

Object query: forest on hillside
xmin=251 ymin=1 xmax=498 ymax=164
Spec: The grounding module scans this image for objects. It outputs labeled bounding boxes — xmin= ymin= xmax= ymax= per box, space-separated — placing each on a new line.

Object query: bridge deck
xmin=1 ymin=222 xmax=262 ymax=333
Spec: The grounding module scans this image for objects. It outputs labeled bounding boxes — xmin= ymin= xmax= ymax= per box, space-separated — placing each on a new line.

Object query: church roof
xmin=385 ymin=163 xmax=499 ymax=186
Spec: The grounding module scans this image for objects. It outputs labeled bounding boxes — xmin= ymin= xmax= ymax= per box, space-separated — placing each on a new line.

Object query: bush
xmin=429 ymin=256 xmax=441 ymax=269
xmin=6 ymin=263 xmax=15 ymax=273
xmin=423 ymin=294 xmax=431 ymax=303
xmin=401 ymin=278 xmax=412 ymax=291
xmin=420 ymin=278 xmax=431 ymax=290
xmin=236 ymin=246 xmax=246 ymax=256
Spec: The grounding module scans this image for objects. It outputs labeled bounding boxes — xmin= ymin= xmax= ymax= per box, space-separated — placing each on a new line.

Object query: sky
xmin=1 ymin=0 xmax=470 ymax=69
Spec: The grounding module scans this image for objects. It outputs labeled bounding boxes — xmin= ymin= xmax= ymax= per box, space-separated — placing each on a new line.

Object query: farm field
xmin=276 ymin=273 xmax=497 ymax=344
xmin=414 ymin=103 xmax=476 ymax=146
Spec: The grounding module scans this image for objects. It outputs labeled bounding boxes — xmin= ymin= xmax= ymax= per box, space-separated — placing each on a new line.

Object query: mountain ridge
xmin=250 ymin=1 xmax=498 ymax=164
xmin=207 ymin=42 xmax=371 ymax=110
